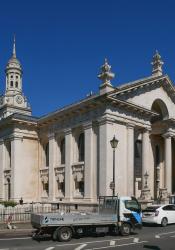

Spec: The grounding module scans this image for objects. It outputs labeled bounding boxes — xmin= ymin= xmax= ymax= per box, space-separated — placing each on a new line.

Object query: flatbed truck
xmin=31 ymin=196 xmax=142 ymax=241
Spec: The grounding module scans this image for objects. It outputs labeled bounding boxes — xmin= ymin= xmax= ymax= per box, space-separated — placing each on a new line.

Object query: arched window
xmin=151 ymin=99 xmax=169 ymax=123
xmin=45 ymin=143 xmax=49 ymax=167
xmin=60 ymin=138 xmax=65 ymax=164
xmin=78 ymin=133 xmax=84 ymax=162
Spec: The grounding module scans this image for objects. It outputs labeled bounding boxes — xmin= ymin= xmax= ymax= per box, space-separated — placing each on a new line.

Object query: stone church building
xmin=0 ymin=39 xmax=175 ymax=206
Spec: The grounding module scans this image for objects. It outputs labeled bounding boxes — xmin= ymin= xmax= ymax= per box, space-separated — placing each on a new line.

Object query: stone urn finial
xmin=98 ymin=58 xmax=115 ymax=86
xmin=151 ymin=50 xmax=164 ymax=76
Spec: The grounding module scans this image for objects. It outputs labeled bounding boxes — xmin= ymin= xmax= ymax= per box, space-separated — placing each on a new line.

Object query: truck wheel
xmin=120 ymin=223 xmax=131 ymax=236
xmin=57 ymin=227 xmax=72 ymax=242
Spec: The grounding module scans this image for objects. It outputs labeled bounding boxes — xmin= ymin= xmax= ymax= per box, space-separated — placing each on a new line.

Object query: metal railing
xmin=0 ymin=204 xmax=53 ymax=223
xmin=0 ymin=202 xmax=98 ymax=223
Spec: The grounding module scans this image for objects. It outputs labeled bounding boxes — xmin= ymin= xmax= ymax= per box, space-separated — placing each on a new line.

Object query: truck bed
xmin=31 ymin=212 xmax=118 ymax=228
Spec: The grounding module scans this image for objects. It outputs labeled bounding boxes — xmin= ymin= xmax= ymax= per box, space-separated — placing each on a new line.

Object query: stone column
xmin=84 ymin=122 xmax=96 ymax=201
xmin=163 ymin=133 xmax=172 ymax=194
xmin=127 ymin=125 xmax=134 ymax=196
xmin=48 ymin=133 xmax=56 ymax=201
xmin=142 ymin=129 xmax=150 ymax=189
xmin=0 ymin=140 xmax=5 ymax=200
xmin=65 ymin=129 xmax=73 ymax=201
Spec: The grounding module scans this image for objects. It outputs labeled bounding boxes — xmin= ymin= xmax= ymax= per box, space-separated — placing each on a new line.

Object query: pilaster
xmin=127 ymin=124 xmax=134 ymax=196
xmin=11 ymin=136 xmax=23 ymax=201
xmin=98 ymin=117 xmax=114 ymax=196
xmin=48 ymin=133 xmax=56 ymax=201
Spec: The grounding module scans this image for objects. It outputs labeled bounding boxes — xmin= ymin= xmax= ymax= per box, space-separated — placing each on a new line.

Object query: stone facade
xmin=0 ymin=42 xmax=175 ymax=206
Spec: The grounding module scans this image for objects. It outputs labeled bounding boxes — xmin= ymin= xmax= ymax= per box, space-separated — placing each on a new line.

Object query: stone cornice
xmin=97 ymin=116 xmax=115 ymax=126
xmin=0 ymin=113 xmax=38 ymax=129
xmin=107 ymin=96 xmax=158 ymax=117
xmin=38 ymin=94 xmax=102 ymax=126
xmin=82 ymin=121 xmax=93 ymax=130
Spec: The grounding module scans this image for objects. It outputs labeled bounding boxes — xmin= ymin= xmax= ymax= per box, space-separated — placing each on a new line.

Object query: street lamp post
xmin=110 ymin=135 xmax=119 ymax=196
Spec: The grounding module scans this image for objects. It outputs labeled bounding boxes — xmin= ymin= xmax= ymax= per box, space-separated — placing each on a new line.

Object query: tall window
xmin=7 ymin=178 xmax=11 ymax=200
xmin=60 ymin=138 xmax=65 ymax=164
xmin=134 ymin=140 xmax=142 ymax=179
xmin=45 ymin=142 xmax=49 ymax=167
xmin=78 ymin=133 xmax=84 ymax=162
xmin=5 ymin=141 xmax=11 ymax=168
xmin=135 ymin=140 xmax=142 ymax=158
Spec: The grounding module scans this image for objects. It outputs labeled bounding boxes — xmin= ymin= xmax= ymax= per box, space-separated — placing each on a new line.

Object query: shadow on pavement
xmin=143 ymin=245 xmax=161 ymax=250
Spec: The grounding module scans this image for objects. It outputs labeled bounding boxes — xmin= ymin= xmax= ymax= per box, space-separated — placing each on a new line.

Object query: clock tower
xmin=0 ymin=37 xmax=31 ymax=119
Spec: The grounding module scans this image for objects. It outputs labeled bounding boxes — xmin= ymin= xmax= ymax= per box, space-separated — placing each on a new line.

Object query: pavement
xmin=0 ymin=222 xmax=34 ymax=236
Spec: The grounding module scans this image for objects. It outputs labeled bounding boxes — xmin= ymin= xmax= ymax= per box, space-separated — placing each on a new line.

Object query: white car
xmin=142 ymin=204 xmax=175 ymax=227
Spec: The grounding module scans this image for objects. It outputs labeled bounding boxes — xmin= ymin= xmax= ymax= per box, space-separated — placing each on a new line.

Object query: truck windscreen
xmin=124 ymin=199 xmax=141 ymax=213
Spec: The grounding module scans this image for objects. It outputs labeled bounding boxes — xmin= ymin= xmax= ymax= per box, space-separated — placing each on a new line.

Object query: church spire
xmin=151 ymin=50 xmax=164 ymax=76
xmin=13 ymin=35 xmax=16 ymax=58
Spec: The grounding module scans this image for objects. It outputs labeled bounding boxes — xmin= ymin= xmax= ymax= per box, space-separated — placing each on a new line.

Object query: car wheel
xmin=120 ymin=223 xmax=131 ymax=236
xmin=161 ymin=217 xmax=168 ymax=227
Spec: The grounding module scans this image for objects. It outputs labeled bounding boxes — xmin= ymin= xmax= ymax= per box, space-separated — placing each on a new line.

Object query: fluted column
xmin=163 ymin=133 xmax=172 ymax=194
xmin=65 ymin=129 xmax=73 ymax=200
xmin=48 ymin=133 xmax=56 ymax=201
xmin=127 ymin=125 xmax=134 ymax=196
xmin=142 ymin=129 xmax=150 ymax=189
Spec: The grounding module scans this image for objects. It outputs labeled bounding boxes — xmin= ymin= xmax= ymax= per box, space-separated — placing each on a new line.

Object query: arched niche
xmin=151 ymin=99 xmax=169 ymax=123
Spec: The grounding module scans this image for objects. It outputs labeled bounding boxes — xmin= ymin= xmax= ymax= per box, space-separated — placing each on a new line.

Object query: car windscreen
xmin=143 ymin=206 xmax=160 ymax=212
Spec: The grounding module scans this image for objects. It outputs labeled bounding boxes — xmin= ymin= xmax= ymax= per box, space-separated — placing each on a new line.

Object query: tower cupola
xmin=5 ymin=36 xmax=23 ymax=95
xmin=0 ymin=36 xmax=31 ymax=119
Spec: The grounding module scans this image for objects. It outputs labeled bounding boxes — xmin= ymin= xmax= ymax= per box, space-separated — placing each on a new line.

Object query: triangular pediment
xmin=109 ymin=75 xmax=175 ymax=119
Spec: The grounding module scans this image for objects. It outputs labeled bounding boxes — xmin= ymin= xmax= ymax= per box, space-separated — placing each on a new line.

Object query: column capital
xmin=48 ymin=132 xmax=55 ymax=140
xmin=64 ymin=128 xmax=72 ymax=135
xmin=142 ymin=127 xmax=151 ymax=133
xmin=126 ymin=123 xmax=135 ymax=130
xmin=97 ymin=116 xmax=114 ymax=126
xmin=162 ymin=132 xmax=173 ymax=139
xmin=9 ymin=135 xmax=23 ymax=141
xmin=83 ymin=121 xmax=93 ymax=130
xmin=0 ymin=139 xmax=4 ymax=145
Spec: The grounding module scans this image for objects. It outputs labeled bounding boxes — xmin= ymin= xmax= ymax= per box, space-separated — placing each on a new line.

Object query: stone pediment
xmin=109 ymin=75 xmax=175 ymax=119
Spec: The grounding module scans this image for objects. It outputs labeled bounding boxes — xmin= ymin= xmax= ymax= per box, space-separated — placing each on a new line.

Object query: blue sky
xmin=0 ymin=0 xmax=175 ymax=116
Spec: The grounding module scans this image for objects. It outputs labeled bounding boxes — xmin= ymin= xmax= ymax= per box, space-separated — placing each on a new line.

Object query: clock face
xmin=15 ymin=95 xmax=23 ymax=104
